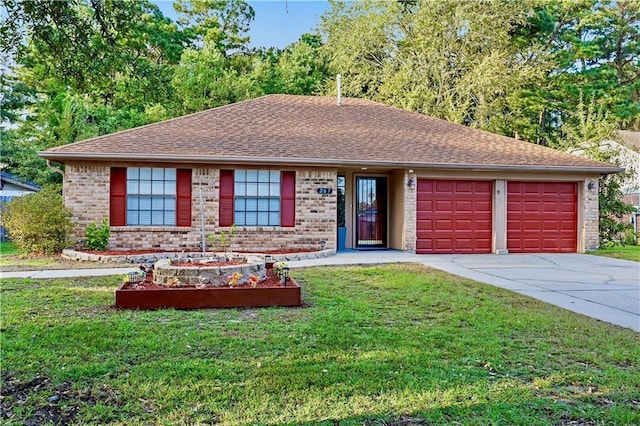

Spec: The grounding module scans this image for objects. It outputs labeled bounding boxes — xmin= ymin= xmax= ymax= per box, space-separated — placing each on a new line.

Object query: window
xmin=233 ymin=170 xmax=281 ymax=226
xmin=126 ymin=167 xmax=176 ymax=226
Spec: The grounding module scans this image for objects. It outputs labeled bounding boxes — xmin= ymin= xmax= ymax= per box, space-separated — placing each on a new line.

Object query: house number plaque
xmin=317 ymin=187 xmax=333 ymax=195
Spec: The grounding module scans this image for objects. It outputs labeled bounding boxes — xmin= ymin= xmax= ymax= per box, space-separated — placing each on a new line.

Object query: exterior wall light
xmin=407 ymin=177 xmax=416 ymax=189
xmin=587 ymin=181 xmax=595 ymax=191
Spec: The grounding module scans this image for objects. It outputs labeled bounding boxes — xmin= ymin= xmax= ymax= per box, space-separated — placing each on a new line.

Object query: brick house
xmin=39 ymin=95 xmax=620 ymax=254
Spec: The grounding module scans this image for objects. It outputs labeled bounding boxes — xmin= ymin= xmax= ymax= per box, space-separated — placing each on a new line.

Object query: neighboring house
xmin=39 ymin=95 xmax=621 ymax=254
xmin=617 ymin=130 xmax=640 ymax=194
xmin=0 ymin=172 xmax=40 ymax=241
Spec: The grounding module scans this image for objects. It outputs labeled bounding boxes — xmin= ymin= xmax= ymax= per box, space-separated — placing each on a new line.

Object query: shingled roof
xmin=40 ymin=94 xmax=620 ymax=173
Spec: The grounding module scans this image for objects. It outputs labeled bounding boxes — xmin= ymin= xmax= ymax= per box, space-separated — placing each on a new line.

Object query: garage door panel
xmin=507 ymin=182 xmax=577 ymax=253
xmin=454 ymin=200 xmax=473 ymax=212
xmin=435 ymin=181 xmax=454 ymax=192
xmin=416 ymin=179 xmax=492 ymax=254
xmin=435 ymin=200 xmax=453 ymax=212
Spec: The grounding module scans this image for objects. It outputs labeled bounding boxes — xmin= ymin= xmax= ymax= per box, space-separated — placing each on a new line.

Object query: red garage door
xmin=416 ymin=180 xmax=492 ymax=254
xmin=507 ymin=182 xmax=577 ymax=253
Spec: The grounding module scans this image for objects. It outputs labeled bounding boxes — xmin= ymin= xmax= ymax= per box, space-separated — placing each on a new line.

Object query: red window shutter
xmin=219 ymin=170 xmax=234 ymax=226
xmin=281 ymin=171 xmax=295 ymax=227
xmin=176 ymin=169 xmax=192 ymax=227
xmin=110 ymin=167 xmax=127 ymax=226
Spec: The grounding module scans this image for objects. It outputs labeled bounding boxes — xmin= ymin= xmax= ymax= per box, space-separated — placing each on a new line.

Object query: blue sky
xmin=152 ymin=1 xmax=331 ymax=49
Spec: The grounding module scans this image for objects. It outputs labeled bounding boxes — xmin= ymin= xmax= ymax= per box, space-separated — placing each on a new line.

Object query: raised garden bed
xmin=116 ymin=279 xmax=301 ymax=310
xmin=115 ymin=259 xmax=301 ymax=310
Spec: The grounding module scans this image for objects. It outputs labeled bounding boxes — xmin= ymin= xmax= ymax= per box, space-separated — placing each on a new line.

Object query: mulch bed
xmin=82 ymin=249 xmax=171 ymax=255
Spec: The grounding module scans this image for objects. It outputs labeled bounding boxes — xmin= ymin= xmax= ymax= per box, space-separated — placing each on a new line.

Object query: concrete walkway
xmin=2 ymin=251 xmax=638 ymax=332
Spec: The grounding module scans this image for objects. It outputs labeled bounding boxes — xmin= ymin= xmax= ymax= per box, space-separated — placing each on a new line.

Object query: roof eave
xmin=37 ymin=152 xmax=623 ymax=175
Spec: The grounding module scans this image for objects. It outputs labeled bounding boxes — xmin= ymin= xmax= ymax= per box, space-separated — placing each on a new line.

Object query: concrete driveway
xmin=418 ymin=254 xmax=640 ymax=332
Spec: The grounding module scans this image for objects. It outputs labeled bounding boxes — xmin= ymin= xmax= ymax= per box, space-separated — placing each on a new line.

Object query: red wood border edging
xmin=115 ymin=280 xmax=301 ymax=310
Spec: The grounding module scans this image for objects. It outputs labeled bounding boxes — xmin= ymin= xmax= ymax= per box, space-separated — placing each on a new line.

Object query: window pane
xmin=257 ymin=211 xmax=268 ymax=225
xmin=164 ymin=211 xmax=175 ymax=225
xmin=246 ymin=170 xmax=258 ymax=182
xmin=235 ymin=169 xmax=245 ymax=181
xmin=246 ymin=212 xmax=257 ymax=226
xmin=151 ymin=210 xmax=165 ymax=225
xmin=269 ymin=198 xmax=280 ymax=211
xmin=165 ymin=168 xmax=176 ymax=180
xmin=152 ymin=181 xmax=164 ymax=194
xmin=234 ymin=198 xmax=245 ymax=211
xmin=127 ymin=181 xmax=138 ymax=194
xmin=270 ymin=183 xmax=280 ymax=195
xmin=127 ymin=168 xmax=138 ymax=179
xmin=234 ymin=182 xmax=245 ymax=196
xmin=139 ymin=196 xmax=152 ymax=210
xmin=139 ymin=168 xmax=152 ymax=180
xmin=234 ymin=211 xmax=245 ymax=226
xmin=139 ymin=180 xmax=152 ymax=194
xmin=269 ymin=212 xmax=280 ymax=226
xmin=258 ymin=170 xmax=269 ymax=181
xmin=152 ymin=197 xmax=164 ymax=210
xmin=258 ymin=182 xmax=270 ymax=196
xmin=127 ymin=211 xmax=138 ymax=225
xmin=152 ymin=168 xmax=164 ymax=180
xmin=165 ymin=197 xmax=175 ymax=210
xmin=127 ymin=197 xmax=139 ymax=210
xmin=246 ymin=198 xmax=258 ymax=211
xmin=164 ymin=181 xmax=176 ymax=195
xmin=270 ymin=170 xmax=280 ymax=181
xmin=138 ymin=210 xmax=152 ymax=225
xmin=257 ymin=198 xmax=269 ymax=210
xmin=246 ymin=183 xmax=258 ymax=196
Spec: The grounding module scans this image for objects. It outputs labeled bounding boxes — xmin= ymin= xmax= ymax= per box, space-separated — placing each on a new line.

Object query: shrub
xmin=85 ymin=217 xmax=110 ymax=251
xmin=0 ymin=186 xmax=73 ymax=254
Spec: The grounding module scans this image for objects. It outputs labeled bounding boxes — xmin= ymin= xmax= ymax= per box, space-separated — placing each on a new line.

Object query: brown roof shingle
xmin=40 ymin=94 xmax=619 ymax=173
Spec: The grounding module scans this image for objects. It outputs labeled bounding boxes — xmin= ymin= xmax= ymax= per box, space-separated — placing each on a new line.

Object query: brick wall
xmin=63 ymin=162 xmax=337 ymax=252
xmin=583 ymin=179 xmax=599 ymax=250
xmin=403 ymin=172 xmax=417 ymax=251
xmin=63 ymin=163 xmax=110 ymax=243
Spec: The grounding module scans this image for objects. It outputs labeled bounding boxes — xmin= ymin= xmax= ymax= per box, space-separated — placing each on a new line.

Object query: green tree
xmin=171 ymin=43 xmax=251 ymax=113
xmin=320 ymin=0 xmax=544 ymax=129
xmin=560 ymin=96 xmax=635 ymax=244
xmin=275 ymin=34 xmax=328 ymax=95
xmin=174 ymin=0 xmax=255 ymax=54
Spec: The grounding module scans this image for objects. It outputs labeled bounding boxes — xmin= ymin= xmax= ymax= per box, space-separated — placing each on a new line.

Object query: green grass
xmin=592 ymin=245 xmax=640 ymax=262
xmin=0 ymin=241 xmax=19 ymax=256
xmin=2 ymin=264 xmax=639 ymax=425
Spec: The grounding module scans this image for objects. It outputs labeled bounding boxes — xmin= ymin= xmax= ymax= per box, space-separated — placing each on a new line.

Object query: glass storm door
xmin=356 ymin=176 xmax=387 ymax=248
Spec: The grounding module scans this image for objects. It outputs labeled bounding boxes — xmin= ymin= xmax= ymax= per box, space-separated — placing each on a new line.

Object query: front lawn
xmin=0 ymin=241 xmax=18 ymax=256
xmin=2 ymin=264 xmax=638 ymax=425
xmin=592 ymin=245 xmax=640 ymax=262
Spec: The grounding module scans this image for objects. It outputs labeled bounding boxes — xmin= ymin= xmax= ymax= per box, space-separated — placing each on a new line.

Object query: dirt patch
xmin=1 ymin=373 xmax=123 ymax=425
